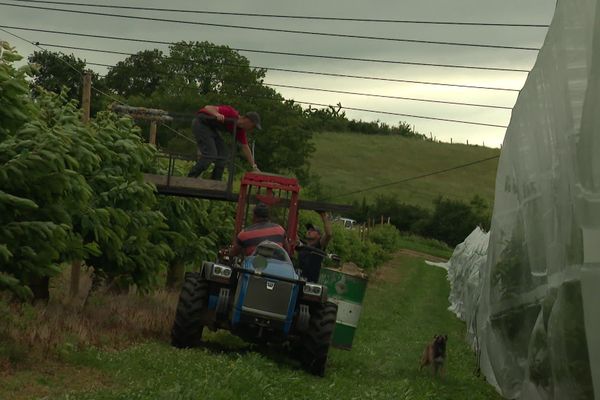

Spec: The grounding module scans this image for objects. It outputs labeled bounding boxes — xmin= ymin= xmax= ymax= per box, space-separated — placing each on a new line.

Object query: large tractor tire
xmin=299 ymin=301 xmax=338 ymax=377
xmin=171 ymin=272 xmax=208 ymax=348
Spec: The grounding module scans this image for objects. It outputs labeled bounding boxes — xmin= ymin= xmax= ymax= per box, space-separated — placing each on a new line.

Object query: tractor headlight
xmin=303 ymin=283 xmax=323 ymax=297
xmin=210 ymin=264 xmax=233 ymax=282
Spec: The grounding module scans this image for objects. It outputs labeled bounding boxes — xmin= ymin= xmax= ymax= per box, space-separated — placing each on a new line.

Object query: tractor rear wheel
xmin=171 ymin=272 xmax=208 ymax=348
xmin=299 ymin=301 xmax=338 ymax=376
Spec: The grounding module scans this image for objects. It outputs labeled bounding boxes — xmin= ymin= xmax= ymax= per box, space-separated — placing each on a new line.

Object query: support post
xmin=149 ymin=121 xmax=157 ymax=146
xmin=70 ymin=71 xmax=92 ymax=299
xmin=81 ymin=72 xmax=91 ymax=123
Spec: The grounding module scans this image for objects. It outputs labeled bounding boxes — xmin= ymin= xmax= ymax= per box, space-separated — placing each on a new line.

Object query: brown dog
xmin=420 ymin=334 xmax=448 ymax=377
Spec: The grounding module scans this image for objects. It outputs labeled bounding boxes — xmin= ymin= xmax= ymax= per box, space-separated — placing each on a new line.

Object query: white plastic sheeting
xmin=445 ymin=228 xmax=489 ymax=351
xmin=447 ymin=0 xmax=600 ymax=399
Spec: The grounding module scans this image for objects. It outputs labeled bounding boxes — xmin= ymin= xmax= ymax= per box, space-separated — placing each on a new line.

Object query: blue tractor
xmin=171 ymin=173 xmax=339 ymax=376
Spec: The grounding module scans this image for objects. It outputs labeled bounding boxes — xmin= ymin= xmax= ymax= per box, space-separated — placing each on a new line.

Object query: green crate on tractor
xmin=170 ymin=172 xmax=353 ymax=376
xmin=319 ymin=267 xmax=368 ymax=349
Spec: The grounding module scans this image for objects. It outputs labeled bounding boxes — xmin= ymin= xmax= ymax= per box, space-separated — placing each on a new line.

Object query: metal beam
xmin=151 ymin=183 xmax=352 ymax=213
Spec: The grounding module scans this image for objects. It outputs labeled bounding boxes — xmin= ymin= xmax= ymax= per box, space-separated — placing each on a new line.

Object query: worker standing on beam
xmin=187 ymin=105 xmax=261 ymax=180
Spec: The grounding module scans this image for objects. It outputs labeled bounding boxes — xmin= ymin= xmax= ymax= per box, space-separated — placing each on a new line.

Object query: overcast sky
xmin=1 ymin=0 xmax=557 ymax=147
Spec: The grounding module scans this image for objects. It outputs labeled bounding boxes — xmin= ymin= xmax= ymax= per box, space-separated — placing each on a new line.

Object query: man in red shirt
xmin=187 ymin=105 xmax=261 ymax=180
xmin=230 ymin=203 xmax=287 ymax=257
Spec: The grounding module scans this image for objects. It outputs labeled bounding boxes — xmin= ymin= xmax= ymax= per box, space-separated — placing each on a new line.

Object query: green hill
xmin=310 ymin=132 xmax=500 ymax=207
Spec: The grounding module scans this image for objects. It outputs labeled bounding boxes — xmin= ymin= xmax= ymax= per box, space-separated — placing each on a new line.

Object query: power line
xmin=0 ymin=27 xmax=83 ymax=77
xmin=0 ymin=25 xmax=530 ymax=72
xmin=2 ymin=26 xmax=506 ymax=204
xmin=25 ymin=42 xmax=515 ymax=110
xmin=53 ymin=54 xmax=515 ymax=110
xmin=165 ymin=99 xmax=509 ymax=129
xmin=2 ymin=26 xmax=507 ymax=196
xmin=2 ymin=27 xmax=509 ymax=129
xmin=272 ymin=101 xmax=508 ymax=128
xmin=7 ymin=0 xmax=551 ymax=28
xmin=0 ymin=2 xmax=542 ymax=51
xmin=83 ymin=61 xmax=520 ymax=92
xmin=0 ymin=26 xmax=196 ymax=145
xmin=264 ymin=83 xmax=513 ymax=110
xmin=2 ymin=25 xmax=523 ymax=92
xmin=326 ymin=155 xmax=501 ymax=200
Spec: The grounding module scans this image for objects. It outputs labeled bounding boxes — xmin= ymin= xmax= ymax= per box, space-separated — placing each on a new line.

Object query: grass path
xmin=2 ymin=253 xmax=501 ymax=400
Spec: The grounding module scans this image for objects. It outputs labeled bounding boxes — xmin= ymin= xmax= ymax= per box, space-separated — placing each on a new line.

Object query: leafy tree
xmin=158 ymin=197 xmax=235 ymax=288
xmin=162 ymin=41 xmax=265 ymax=97
xmin=103 ymin=41 xmax=315 ymax=178
xmin=422 ymin=196 xmax=490 ymax=246
xmin=0 ymin=43 xmax=34 ymax=142
xmin=1 ymin=44 xmax=175 ymax=299
xmin=28 ymin=50 xmax=110 ymax=115
xmin=1 ymin=45 xmax=92 ymax=299
xmin=104 ymin=49 xmax=166 ymax=98
xmin=78 ymin=112 xmax=172 ymax=292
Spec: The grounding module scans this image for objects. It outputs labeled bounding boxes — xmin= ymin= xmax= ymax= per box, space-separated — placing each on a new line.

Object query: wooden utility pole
xmin=81 ymin=72 xmax=91 ymax=123
xmin=149 ymin=121 xmax=157 ymax=146
xmin=70 ymin=71 xmax=92 ymax=298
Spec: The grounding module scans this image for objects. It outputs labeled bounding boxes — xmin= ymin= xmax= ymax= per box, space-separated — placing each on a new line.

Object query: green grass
xmin=310 ymin=132 xmax=500 ymax=207
xmin=1 ymin=254 xmax=500 ymax=400
xmin=397 ymin=235 xmax=454 ymax=260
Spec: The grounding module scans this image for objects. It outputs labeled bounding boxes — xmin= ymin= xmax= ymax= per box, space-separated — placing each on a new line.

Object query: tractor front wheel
xmin=171 ymin=272 xmax=208 ymax=348
xmin=299 ymin=301 xmax=338 ymax=376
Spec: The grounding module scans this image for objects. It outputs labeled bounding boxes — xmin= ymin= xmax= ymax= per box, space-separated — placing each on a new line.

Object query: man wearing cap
xmin=187 ymin=104 xmax=262 ymax=180
xmin=230 ymin=203 xmax=287 ymax=257
xmin=298 ymin=211 xmax=333 ymax=282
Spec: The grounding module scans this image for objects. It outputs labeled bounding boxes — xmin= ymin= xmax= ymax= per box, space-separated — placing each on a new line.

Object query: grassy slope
xmin=1 ymin=254 xmax=499 ymax=400
xmin=310 ymin=132 xmax=500 ymax=207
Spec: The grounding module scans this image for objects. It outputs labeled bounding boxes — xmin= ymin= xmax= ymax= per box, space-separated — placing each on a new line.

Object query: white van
xmin=336 ymin=217 xmax=356 ymax=229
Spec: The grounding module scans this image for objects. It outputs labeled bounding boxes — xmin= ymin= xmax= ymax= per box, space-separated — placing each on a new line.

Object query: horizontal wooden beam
xmin=143 ymin=174 xmax=228 ymax=192
xmin=111 ymin=104 xmax=173 ymax=121
xmin=298 ymin=199 xmax=354 ymax=214
xmin=144 ymin=174 xmax=353 ymax=214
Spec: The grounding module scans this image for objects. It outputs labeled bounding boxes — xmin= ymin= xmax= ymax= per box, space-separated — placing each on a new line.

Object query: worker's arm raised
xmin=320 ymin=212 xmax=333 ymax=248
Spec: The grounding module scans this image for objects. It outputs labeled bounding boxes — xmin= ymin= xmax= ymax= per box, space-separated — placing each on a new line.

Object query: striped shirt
xmin=237 ymin=222 xmax=286 ymax=256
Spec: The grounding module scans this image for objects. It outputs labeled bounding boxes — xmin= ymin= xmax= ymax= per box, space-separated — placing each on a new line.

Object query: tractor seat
xmin=252 ymin=241 xmax=291 ymax=263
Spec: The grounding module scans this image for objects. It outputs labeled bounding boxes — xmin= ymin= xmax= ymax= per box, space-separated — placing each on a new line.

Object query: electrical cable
xmin=0 ymin=25 xmax=531 ymax=73
xmin=325 ymin=155 xmax=500 ymax=199
xmin=1 ymin=27 xmax=509 ymax=129
xmin=6 ymin=0 xmax=551 ymax=28
xmin=0 ymin=2 xmax=542 ymax=51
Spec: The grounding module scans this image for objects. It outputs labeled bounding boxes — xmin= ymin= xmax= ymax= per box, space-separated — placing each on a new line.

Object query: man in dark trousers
xmin=230 ymin=203 xmax=287 ymax=257
xmin=298 ymin=211 xmax=333 ymax=282
xmin=188 ymin=104 xmax=261 ymax=180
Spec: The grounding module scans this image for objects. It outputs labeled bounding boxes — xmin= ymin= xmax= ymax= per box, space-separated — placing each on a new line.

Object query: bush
xmin=350 ymin=194 xmax=491 ymax=247
xmin=298 ymin=212 xmax=394 ymax=270
xmin=367 ymin=224 xmax=401 ymax=252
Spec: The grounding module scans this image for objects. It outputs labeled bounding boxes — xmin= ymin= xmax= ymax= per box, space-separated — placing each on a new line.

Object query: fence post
xmin=149 ymin=121 xmax=157 ymax=145
xmin=70 ymin=71 xmax=92 ymax=298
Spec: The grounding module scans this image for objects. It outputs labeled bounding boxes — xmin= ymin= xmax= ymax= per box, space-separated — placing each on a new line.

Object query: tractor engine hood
xmin=242 ymin=255 xmax=299 ymax=281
